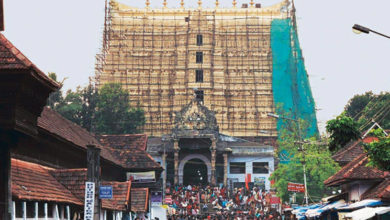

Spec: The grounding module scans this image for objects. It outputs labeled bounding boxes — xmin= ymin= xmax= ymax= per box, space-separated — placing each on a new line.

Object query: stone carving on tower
xmin=172 ymin=99 xmax=219 ymax=137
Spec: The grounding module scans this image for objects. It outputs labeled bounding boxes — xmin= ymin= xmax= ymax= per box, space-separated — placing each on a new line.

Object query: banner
xmin=254 ymin=177 xmax=266 ymax=190
xmin=151 ymin=191 xmax=163 ymax=206
xmin=84 ymin=182 xmax=95 ymax=220
xmin=164 ymin=195 xmax=172 ymax=204
xmin=127 ymin=171 xmax=155 ymax=183
xmin=270 ymin=196 xmax=281 ymax=204
xmin=287 ymin=182 xmax=305 ymax=193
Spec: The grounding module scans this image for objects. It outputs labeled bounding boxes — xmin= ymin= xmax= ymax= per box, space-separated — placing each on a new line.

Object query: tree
xmin=270 ymin=120 xmax=339 ymax=201
xmin=47 ymin=72 xmax=64 ymax=108
xmin=94 ymin=83 xmax=145 ymax=134
xmin=49 ymin=81 xmax=145 ymax=134
xmin=344 ymin=92 xmax=390 ymax=130
xmin=326 ymin=114 xmax=360 ymax=152
xmin=364 ymin=135 xmax=390 ymax=171
xmin=345 ymin=91 xmax=373 ymax=119
xmin=270 ymin=121 xmax=340 ymax=203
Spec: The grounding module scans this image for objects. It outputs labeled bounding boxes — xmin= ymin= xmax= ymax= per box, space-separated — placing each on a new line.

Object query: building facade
xmin=96 ymin=0 xmax=318 ymax=189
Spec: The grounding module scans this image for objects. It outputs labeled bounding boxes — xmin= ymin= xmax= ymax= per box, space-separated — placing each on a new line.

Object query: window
xmin=230 ymin=162 xmax=246 ymax=174
xmin=253 ymin=162 xmax=269 ymax=174
xmin=195 ymin=90 xmax=204 ymax=102
xmin=196 ymin=52 xmax=203 ymax=63
xmin=196 ymin=69 xmax=203 ymax=82
xmin=197 ymin=34 xmax=203 ymax=46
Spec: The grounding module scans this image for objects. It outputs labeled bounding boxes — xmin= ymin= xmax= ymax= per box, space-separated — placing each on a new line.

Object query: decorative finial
xmin=146 ymin=0 xmax=150 ymax=9
xmin=233 ymin=0 xmax=237 ymax=8
xmin=198 ymin=0 xmax=202 ymax=9
xmin=215 ymin=0 xmax=219 ymax=8
xmin=180 ymin=0 xmax=184 ymax=9
xmin=163 ymin=0 xmax=167 ymax=8
xmin=250 ymin=0 xmax=255 ymax=8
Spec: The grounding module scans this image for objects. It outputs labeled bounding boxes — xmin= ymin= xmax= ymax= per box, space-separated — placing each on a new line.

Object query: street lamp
xmin=268 ymin=112 xmax=309 ymax=206
xmin=352 ymin=24 xmax=390 ymax=39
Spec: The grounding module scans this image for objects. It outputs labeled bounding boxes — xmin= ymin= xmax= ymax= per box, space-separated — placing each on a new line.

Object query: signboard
xmin=254 ymin=177 xmax=266 ymax=190
xmin=164 ymin=195 xmax=172 ymax=204
xmin=270 ymin=196 xmax=281 ymax=204
xmin=287 ymin=182 xmax=305 ymax=193
xmin=127 ymin=171 xmax=155 ymax=183
xmin=99 ymin=186 xmax=113 ymax=199
xmin=151 ymin=191 xmax=163 ymax=206
xmin=84 ymin=182 xmax=95 ymax=220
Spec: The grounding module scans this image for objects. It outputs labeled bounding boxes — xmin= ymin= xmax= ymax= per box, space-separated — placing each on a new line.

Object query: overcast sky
xmin=3 ymin=0 xmax=390 ymax=133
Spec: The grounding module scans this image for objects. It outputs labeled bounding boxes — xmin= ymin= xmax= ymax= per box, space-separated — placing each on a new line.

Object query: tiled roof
xmin=38 ymin=107 xmax=119 ymax=165
xmin=50 ymin=168 xmax=131 ymax=211
xmin=131 ymin=188 xmax=149 ymax=213
xmin=362 ymin=179 xmax=390 ymax=201
xmin=101 ymin=181 xmax=131 ymax=211
xmin=0 ymin=34 xmax=59 ymax=88
xmin=38 ymin=107 xmax=102 ymax=150
xmin=11 ymin=159 xmax=82 ymax=205
xmin=48 ymin=168 xmax=87 ymax=202
xmin=332 ymin=136 xmax=378 ymax=166
xmin=332 ymin=140 xmax=365 ymax=165
xmin=98 ymin=135 xmax=162 ymax=171
xmin=99 ymin=134 xmax=148 ymax=151
xmin=324 ymin=154 xmax=388 ymax=187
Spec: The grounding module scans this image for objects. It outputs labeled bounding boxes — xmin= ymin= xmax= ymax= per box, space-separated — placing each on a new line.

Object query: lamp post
xmin=267 ymin=113 xmax=309 ymax=206
xmin=352 ymin=24 xmax=390 ymax=39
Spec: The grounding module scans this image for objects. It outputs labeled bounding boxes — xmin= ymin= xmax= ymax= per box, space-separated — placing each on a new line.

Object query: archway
xmin=183 ymin=159 xmax=208 ymax=186
xmin=178 ymin=154 xmax=211 ymax=185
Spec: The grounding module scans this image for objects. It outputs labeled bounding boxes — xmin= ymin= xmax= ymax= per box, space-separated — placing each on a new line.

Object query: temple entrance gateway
xmin=178 ymin=154 xmax=211 ymax=185
xmin=183 ymin=159 xmax=208 ymax=186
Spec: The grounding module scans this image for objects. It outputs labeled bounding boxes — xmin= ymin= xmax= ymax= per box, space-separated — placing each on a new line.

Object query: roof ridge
xmin=0 ymin=34 xmax=59 ymax=88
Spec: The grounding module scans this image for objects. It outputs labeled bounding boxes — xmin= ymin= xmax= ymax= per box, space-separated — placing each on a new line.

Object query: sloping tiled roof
xmin=324 ymin=154 xmax=388 ymax=187
xmin=332 ymin=136 xmax=379 ymax=166
xmin=38 ymin=107 xmax=119 ymax=165
xmin=98 ymin=135 xmax=162 ymax=171
xmin=101 ymin=181 xmax=131 ymax=211
xmin=0 ymin=34 xmax=59 ymax=88
xmin=50 ymin=168 xmax=131 ymax=211
xmin=48 ymin=168 xmax=87 ymax=202
xmin=38 ymin=107 xmax=102 ymax=150
xmin=362 ymin=178 xmax=390 ymax=201
xmin=99 ymin=134 xmax=148 ymax=151
xmin=131 ymin=188 xmax=149 ymax=213
xmin=11 ymin=159 xmax=82 ymax=205
xmin=332 ymin=140 xmax=365 ymax=165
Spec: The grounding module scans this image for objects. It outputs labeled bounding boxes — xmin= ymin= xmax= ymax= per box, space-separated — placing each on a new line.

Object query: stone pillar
xmin=162 ymin=152 xmax=167 ymax=191
xmin=223 ymin=153 xmax=228 ymax=186
xmin=0 ymin=144 xmax=11 ymax=220
xmin=173 ymin=140 xmax=179 ymax=185
xmin=210 ymin=138 xmax=217 ymax=185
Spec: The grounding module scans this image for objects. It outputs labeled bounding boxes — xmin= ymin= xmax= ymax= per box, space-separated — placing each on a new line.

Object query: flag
xmin=245 ymin=173 xmax=251 ymax=190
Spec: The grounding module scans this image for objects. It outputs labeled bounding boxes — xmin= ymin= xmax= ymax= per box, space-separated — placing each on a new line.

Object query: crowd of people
xmin=165 ymin=185 xmax=282 ymax=220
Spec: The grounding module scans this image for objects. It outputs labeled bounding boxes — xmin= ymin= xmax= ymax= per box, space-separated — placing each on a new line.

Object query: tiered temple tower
xmin=96 ymin=0 xmax=318 ymax=187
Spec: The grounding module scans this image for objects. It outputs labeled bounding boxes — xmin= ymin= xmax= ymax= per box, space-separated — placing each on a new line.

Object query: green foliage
xmin=271 ymin=120 xmax=340 ymax=203
xmin=345 ymin=91 xmax=373 ymax=119
xmin=326 ymin=114 xmax=360 ymax=152
xmin=345 ymin=92 xmax=390 ymax=130
xmin=47 ymin=72 xmax=64 ymax=108
xmin=94 ymin=83 xmax=145 ymax=134
xmin=364 ymin=137 xmax=390 ymax=171
xmin=48 ymin=81 xmax=145 ymax=134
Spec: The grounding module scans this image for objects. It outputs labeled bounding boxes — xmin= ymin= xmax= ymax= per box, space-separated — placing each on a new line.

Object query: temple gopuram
xmin=95 ymin=0 xmax=318 ymax=189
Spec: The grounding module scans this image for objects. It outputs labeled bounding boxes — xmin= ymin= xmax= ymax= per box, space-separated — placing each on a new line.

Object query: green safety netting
xmin=271 ymin=18 xmax=319 ymax=140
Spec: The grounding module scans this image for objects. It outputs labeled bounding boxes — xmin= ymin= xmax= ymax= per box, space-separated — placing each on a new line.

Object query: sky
xmin=3 ymin=0 xmax=390 ymax=133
